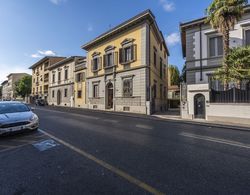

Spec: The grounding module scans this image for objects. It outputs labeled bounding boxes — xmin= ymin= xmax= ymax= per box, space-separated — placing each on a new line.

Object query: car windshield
xmin=0 ymin=103 xmax=30 ymax=114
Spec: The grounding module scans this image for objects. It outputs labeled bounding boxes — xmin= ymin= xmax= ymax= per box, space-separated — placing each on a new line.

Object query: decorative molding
xmin=104 ymin=45 xmax=116 ymax=52
xmin=121 ymin=38 xmax=135 ymax=46
xmin=92 ymin=51 xmax=101 ymax=57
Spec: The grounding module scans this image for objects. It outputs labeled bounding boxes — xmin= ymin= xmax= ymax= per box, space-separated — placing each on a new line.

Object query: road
xmin=0 ymin=106 xmax=250 ymax=194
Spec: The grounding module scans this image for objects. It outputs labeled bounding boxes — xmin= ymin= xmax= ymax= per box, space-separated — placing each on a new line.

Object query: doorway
xmin=106 ymin=82 xmax=113 ymax=109
xmin=194 ymin=94 xmax=205 ymax=119
xmin=57 ymin=90 xmax=61 ymax=106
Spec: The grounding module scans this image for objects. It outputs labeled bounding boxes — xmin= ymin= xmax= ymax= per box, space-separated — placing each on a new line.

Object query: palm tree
xmin=206 ymin=0 xmax=247 ymax=58
xmin=206 ymin=0 xmax=248 ymax=87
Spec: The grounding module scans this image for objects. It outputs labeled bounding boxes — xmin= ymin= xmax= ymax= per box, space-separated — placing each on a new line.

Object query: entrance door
xmin=57 ymin=90 xmax=61 ymax=105
xmin=194 ymin=94 xmax=205 ymax=119
xmin=107 ymin=83 xmax=113 ymax=109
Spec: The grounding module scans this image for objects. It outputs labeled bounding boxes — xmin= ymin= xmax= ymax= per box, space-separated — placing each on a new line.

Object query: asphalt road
xmin=0 ymin=106 xmax=250 ymax=195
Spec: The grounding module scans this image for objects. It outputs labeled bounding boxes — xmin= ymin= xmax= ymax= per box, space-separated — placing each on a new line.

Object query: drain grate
xmin=33 ymin=139 xmax=59 ymax=151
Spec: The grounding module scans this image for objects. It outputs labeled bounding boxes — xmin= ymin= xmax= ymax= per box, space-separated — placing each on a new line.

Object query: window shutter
xmin=131 ymin=44 xmax=137 ymax=61
xmin=217 ymin=37 xmax=223 ymax=56
xmin=103 ymin=55 xmax=106 ymax=68
xmin=91 ymin=59 xmax=94 ymax=72
xmin=98 ymin=57 xmax=102 ymax=70
xmin=119 ymin=48 xmax=123 ymax=64
xmin=246 ymin=30 xmax=250 ymax=46
xmin=129 ymin=79 xmax=133 ymax=96
xmin=114 ymin=52 xmax=118 ymax=66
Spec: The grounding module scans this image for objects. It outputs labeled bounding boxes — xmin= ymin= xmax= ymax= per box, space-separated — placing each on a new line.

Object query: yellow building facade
xmin=82 ymin=10 xmax=169 ymax=114
xmin=29 ymin=56 xmax=65 ymax=102
xmin=74 ymin=57 xmax=87 ymax=108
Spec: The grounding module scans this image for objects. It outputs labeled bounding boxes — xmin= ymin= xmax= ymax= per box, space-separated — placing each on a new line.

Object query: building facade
xmin=48 ymin=56 xmax=85 ymax=107
xmin=82 ymin=10 xmax=169 ymax=114
xmin=74 ymin=57 xmax=87 ymax=108
xmin=1 ymin=73 xmax=30 ymax=100
xmin=1 ymin=80 xmax=9 ymax=100
xmin=29 ymin=56 xmax=66 ymax=102
xmin=180 ymin=5 xmax=250 ymax=125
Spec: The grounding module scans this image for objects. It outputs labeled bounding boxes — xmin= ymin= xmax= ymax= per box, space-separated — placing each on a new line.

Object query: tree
xmin=206 ymin=0 xmax=247 ymax=58
xmin=214 ymin=46 xmax=250 ymax=82
xmin=206 ymin=0 xmax=247 ymax=87
xmin=168 ymin=65 xmax=180 ymax=86
xmin=15 ymin=75 xmax=32 ymax=98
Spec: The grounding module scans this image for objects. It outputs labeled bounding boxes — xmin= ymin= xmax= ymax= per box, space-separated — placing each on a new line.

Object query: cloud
xmin=159 ymin=0 xmax=175 ymax=12
xmin=165 ymin=32 xmax=180 ymax=46
xmin=0 ymin=64 xmax=31 ymax=84
xmin=87 ymin=25 xmax=93 ymax=32
xmin=49 ymin=0 xmax=66 ymax=5
xmin=31 ymin=50 xmax=57 ymax=58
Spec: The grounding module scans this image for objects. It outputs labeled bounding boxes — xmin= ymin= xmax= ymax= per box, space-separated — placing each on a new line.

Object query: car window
xmin=0 ymin=103 xmax=31 ymax=114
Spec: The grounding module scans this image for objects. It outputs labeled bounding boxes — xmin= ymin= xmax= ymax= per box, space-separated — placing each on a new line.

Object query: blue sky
xmin=0 ymin=0 xmax=212 ymax=83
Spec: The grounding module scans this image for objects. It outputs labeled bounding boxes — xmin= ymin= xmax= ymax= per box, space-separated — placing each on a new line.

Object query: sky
xmin=0 ymin=0 xmax=212 ymax=83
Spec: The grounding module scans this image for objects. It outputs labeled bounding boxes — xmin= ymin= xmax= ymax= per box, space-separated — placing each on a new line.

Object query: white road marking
xmin=38 ymin=129 xmax=164 ymax=195
xmin=35 ymin=107 xmax=99 ymax=120
xmin=180 ymin=132 xmax=250 ymax=149
xmin=103 ymin=119 xmax=118 ymax=123
xmin=136 ymin=124 xmax=153 ymax=130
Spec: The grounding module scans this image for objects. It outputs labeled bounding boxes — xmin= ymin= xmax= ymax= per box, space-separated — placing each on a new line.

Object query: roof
xmin=180 ymin=4 xmax=250 ymax=58
xmin=28 ymin=56 xmax=66 ymax=69
xmin=1 ymin=80 xmax=8 ymax=85
xmin=81 ymin=9 xmax=169 ymax=56
xmin=48 ymin=56 xmax=85 ymax=70
xmin=7 ymin=73 xmax=30 ymax=78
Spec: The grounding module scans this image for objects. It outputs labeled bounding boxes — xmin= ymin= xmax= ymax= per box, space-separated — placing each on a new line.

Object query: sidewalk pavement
xmin=153 ymin=110 xmax=250 ymax=132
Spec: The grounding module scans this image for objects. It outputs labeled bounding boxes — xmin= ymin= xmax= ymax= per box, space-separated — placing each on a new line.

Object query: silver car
xmin=0 ymin=101 xmax=39 ymax=135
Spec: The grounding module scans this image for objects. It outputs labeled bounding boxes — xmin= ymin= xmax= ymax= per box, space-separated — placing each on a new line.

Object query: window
xmin=209 ymin=36 xmax=223 ymax=57
xmin=93 ymin=84 xmax=99 ymax=98
xmin=104 ymin=52 xmax=117 ymax=67
xmin=40 ymin=66 xmax=42 ymax=70
xmin=65 ymin=69 xmax=68 ymax=80
xmin=52 ymin=74 xmax=55 ymax=83
xmin=52 ymin=90 xmax=55 ymax=98
xmin=76 ymin=72 xmax=84 ymax=82
xmin=152 ymin=83 xmax=157 ymax=98
xmin=160 ymin=58 xmax=163 ymax=79
xmin=160 ymin=84 xmax=163 ymax=99
xmin=164 ymin=87 xmax=167 ymax=99
xmin=154 ymin=52 xmax=157 ymax=67
xmin=92 ymin=58 xmax=100 ymax=72
xmin=64 ymin=88 xmax=67 ymax=97
xmin=58 ymin=72 xmax=61 ymax=82
xmin=123 ymin=79 xmax=133 ymax=97
xmin=119 ymin=45 xmax=136 ymax=64
xmin=124 ymin=47 xmax=132 ymax=62
xmin=77 ymin=90 xmax=82 ymax=98
xmin=246 ymin=29 xmax=250 ymax=46
xmin=33 ymin=78 xmax=35 ymax=83
xmin=40 ymin=86 xmax=42 ymax=92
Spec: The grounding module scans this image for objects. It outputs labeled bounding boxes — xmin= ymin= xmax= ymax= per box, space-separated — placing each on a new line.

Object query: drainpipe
xmin=199 ymin=24 xmax=203 ymax=81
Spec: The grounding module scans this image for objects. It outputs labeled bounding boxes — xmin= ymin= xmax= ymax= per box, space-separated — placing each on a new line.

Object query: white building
xmin=180 ymin=5 xmax=250 ymax=125
xmin=48 ymin=56 xmax=85 ymax=107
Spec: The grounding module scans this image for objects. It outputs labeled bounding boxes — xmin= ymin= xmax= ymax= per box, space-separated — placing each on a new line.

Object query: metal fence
xmin=210 ymin=87 xmax=250 ymax=103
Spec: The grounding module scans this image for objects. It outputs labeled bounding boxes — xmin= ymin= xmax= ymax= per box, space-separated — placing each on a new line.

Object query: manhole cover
xmin=33 ymin=139 xmax=59 ymax=151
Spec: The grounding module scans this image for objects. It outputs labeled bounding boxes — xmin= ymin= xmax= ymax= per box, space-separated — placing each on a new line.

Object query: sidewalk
xmin=153 ymin=110 xmax=250 ymax=132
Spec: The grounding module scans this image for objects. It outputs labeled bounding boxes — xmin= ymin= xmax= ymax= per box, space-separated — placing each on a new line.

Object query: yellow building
xmin=82 ymin=10 xmax=169 ymax=114
xmin=29 ymin=56 xmax=66 ymax=102
xmin=74 ymin=57 xmax=87 ymax=108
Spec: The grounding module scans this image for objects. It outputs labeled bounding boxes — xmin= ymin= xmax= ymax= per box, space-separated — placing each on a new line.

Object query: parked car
xmin=35 ymin=99 xmax=46 ymax=106
xmin=0 ymin=101 xmax=39 ymax=135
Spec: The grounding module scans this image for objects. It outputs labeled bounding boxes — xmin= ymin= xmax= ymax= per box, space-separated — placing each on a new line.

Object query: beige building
xmin=29 ymin=56 xmax=66 ymax=102
xmin=1 ymin=80 xmax=9 ymax=100
xmin=48 ymin=56 xmax=85 ymax=107
xmin=1 ymin=73 xmax=30 ymax=100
